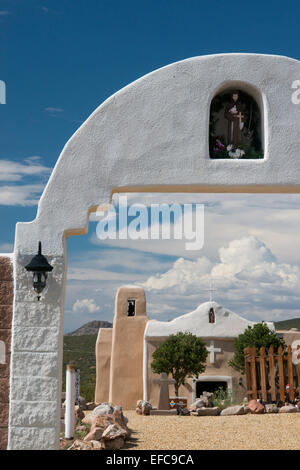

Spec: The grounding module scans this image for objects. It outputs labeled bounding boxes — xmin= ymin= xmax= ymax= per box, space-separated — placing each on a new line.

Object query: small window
xmin=208 ymin=308 xmax=215 ymax=324
xmin=127 ymin=299 xmax=136 ymax=317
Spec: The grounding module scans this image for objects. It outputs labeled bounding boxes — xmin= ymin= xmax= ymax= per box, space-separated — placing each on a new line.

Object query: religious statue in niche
xmin=209 ymin=89 xmax=263 ymax=159
xmin=224 ymin=90 xmax=245 ymax=147
xmin=208 ymin=308 xmax=215 ymax=324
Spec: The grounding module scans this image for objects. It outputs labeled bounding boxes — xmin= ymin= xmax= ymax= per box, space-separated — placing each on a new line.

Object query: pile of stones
xmin=189 ymin=397 xmax=221 ymax=416
xmin=67 ymin=403 xmax=130 ymax=450
xmin=136 ymin=399 xmax=191 ymax=416
xmin=135 ymin=393 xmax=300 ymax=419
xmin=188 ymin=395 xmax=300 ymax=417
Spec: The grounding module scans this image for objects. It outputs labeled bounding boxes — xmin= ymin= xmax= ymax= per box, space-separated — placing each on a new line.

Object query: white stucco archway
xmin=8 ymin=53 xmax=300 ymax=449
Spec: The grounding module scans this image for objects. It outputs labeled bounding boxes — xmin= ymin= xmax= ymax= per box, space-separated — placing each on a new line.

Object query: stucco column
xmin=8 ymin=225 xmax=66 ymax=450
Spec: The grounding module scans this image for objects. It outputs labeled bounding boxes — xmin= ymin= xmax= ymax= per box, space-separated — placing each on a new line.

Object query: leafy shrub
xmin=229 ymin=322 xmax=286 ymax=374
xmin=211 ymin=387 xmax=233 ymax=410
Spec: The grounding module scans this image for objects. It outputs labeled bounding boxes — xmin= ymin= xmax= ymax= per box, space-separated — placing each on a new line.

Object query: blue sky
xmin=2 ymin=0 xmax=300 ymax=332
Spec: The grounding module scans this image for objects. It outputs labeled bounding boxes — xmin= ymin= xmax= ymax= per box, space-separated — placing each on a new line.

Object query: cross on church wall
xmin=207 ymin=340 xmax=221 ymax=364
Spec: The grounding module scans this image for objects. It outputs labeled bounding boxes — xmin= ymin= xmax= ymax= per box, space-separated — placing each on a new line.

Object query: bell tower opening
xmin=127 ymin=299 xmax=136 ymax=316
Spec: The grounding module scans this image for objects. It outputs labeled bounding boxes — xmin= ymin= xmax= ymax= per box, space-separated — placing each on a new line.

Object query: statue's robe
xmin=224 ymin=100 xmax=245 ymax=147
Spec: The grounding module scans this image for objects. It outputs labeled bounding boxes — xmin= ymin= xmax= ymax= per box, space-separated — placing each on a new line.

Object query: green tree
xmin=229 ymin=322 xmax=286 ymax=374
xmin=151 ymin=331 xmax=208 ymax=397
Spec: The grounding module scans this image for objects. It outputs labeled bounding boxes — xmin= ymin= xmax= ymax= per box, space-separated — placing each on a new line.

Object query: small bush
xmin=229 ymin=322 xmax=286 ymax=374
xmin=211 ymin=387 xmax=233 ymax=410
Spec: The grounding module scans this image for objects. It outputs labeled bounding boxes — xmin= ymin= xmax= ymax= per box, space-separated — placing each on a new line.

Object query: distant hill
xmin=63 ymin=334 xmax=98 ymax=402
xmin=63 ymin=321 xmax=113 ymax=401
xmin=67 ymin=320 xmax=112 ymax=336
xmin=274 ymin=318 xmax=300 ymax=331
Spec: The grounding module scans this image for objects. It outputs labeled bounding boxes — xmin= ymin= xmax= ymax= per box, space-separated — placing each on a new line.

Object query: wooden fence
xmin=244 ymin=345 xmax=300 ymax=403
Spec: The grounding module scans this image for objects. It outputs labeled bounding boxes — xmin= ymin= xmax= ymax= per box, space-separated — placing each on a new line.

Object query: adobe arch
xmin=8 ymin=53 xmax=300 ymax=450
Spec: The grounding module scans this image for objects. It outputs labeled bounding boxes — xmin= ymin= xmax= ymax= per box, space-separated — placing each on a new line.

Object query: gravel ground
xmin=121 ymin=410 xmax=300 ymax=450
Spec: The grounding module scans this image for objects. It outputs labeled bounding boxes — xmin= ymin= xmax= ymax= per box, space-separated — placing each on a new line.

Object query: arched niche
xmin=209 ymin=82 xmax=264 ymax=159
xmin=208 ymin=307 xmax=215 ymax=323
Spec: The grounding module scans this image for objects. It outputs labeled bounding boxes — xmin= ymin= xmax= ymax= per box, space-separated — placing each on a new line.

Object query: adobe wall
xmin=147 ymin=337 xmax=246 ymax=406
xmin=95 ymin=328 xmax=112 ymax=404
xmin=109 ymin=286 xmax=148 ymax=408
xmin=277 ymin=329 xmax=300 ymax=347
xmin=0 ymin=256 xmax=13 ymax=450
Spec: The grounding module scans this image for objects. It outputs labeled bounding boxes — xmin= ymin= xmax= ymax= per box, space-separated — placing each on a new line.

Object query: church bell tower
xmin=109 ymin=285 xmax=149 ymax=408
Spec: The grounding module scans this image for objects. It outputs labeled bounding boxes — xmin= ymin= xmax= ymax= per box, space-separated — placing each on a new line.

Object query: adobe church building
xmin=95 ymin=285 xmax=277 ymax=408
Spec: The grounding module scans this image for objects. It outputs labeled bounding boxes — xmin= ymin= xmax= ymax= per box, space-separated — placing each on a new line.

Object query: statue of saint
xmin=224 ymin=90 xmax=245 ymax=147
xmin=209 ymin=308 xmax=215 ymax=324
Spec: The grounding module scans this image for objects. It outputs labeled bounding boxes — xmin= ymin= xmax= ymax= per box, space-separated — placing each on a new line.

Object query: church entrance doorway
xmin=196 ymin=380 xmax=227 ymax=397
xmin=192 ymin=376 xmax=233 ymax=402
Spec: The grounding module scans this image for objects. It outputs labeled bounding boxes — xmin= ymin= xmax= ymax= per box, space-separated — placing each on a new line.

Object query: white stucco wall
xmin=144 ymin=301 xmax=275 ymax=339
xmin=9 ymin=53 xmax=300 ymax=449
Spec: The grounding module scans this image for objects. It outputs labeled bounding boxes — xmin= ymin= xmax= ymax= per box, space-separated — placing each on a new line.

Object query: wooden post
xmin=277 ymin=346 xmax=285 ymax=402
xmin=287 ymin=345 xmax=294 ymax=402
xmin=65 ymin=364 xmax=76 ymax=440
xmin=268 ymin=346 xmax=276 ymax=402
xmin=250 ymin=346 xmax=258 ymax=399
xmin=259 ymin=347 xmax=267 ymax=402
xmin=244 ymin=347 xmax=252 ymax=397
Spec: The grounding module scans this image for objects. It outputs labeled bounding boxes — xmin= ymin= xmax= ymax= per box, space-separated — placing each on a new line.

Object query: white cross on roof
xmin=203 ymin=279 xmax=217 ymax=302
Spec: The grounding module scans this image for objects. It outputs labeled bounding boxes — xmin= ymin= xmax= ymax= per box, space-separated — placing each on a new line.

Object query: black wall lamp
xmin=25 ymin=241 xmax=53 ymax=301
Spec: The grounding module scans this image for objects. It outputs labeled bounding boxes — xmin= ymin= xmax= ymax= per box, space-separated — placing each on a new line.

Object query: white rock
xmin=196 ymin=407 xmax=220 ymax=416
xmin=279 ymin=405 xmax=298 ymax=413
xmin=220 ymin=405 xmax=246 ymax=416
xmin=190 ymin=399 xmax=206 ymax=409
xmin=92 ymin=403 xmax=114 ymax=417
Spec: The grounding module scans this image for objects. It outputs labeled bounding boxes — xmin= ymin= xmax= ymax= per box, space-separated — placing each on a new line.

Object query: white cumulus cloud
xmin=0 ymin=157 xmax=51 ymax=182
xmin=0 ymin=157 xmax=51 ymax=206
xmin=212 ymin=236 xmax=299 ymax=288
xmin=0 ymin=184 xmax=45 ymax=206
xmin=141 ymin=256 xmax=212 ymax=293
xmin=72 ymin=298 xmax=100 ymax=314
xmin=139 ymin=236 xmax=300 ymax=311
